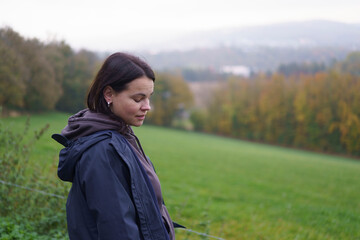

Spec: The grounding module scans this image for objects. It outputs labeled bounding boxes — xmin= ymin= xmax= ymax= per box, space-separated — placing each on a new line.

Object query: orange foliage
xmin=203 ymin=70 xmax=360 ymax=156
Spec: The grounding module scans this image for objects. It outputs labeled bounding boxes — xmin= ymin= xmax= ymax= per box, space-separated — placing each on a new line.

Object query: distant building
xmin=220 ymin=65 xmax=251 ymax=77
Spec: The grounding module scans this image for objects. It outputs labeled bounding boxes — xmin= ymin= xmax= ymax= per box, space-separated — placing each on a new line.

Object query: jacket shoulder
xmin=79 ymin=130 xmax=126 ymax=156
xmin=77 ymin=131 xmax=130 ymax=181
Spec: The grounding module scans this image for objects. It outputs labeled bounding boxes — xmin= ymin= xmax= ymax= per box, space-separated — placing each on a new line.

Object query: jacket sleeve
xmin=78 ymin=141 xmax=141 ymax=240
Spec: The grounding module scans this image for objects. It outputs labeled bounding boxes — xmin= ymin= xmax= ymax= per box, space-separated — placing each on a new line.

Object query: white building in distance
xmin=221 ymin=65 xmax=251 ymax=78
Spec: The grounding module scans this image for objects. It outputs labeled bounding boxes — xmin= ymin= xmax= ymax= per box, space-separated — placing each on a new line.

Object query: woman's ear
xmin=103 ymin=86 xmax=113 ymax=103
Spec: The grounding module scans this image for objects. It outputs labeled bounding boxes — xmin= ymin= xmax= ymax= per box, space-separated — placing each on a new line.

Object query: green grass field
xmin=2 ymin=112 xmax=360 ymax=240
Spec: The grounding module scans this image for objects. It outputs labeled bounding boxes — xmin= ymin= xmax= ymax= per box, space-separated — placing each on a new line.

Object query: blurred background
xmin=1 ymin=0 xmax=360 ymax=155
xmin=1 ymin=0 xmax=360 ymax=239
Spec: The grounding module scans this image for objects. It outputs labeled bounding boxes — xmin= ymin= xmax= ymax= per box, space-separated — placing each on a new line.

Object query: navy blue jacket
xmin=53 ymin=130 xmax=171 ymax=240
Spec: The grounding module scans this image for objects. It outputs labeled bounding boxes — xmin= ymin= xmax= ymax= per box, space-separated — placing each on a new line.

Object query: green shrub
xmin=0 ymin=113 xmax=68 ymax=239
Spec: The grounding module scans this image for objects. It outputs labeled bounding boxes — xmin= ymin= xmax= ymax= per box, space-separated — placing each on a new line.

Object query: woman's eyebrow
xmin=131 ymin=92 xmax=153 ymax=97
xmin=131 ymin=93 xmax=146 ymax=97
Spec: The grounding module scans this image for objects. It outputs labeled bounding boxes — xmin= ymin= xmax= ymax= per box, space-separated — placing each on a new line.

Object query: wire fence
xmin=0 ymin=179 xmax=225 ymax=240
xmin=0 ymin=179 xmax=65 ymax=199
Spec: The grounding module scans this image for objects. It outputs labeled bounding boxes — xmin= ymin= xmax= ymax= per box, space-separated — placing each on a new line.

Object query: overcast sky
xmin=1 ymin=0 xmax=360 ymax=52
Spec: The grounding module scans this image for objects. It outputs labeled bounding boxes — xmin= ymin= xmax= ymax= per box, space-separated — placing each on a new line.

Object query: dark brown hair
xmin=87 ymin=52 xmax=155 ymax=115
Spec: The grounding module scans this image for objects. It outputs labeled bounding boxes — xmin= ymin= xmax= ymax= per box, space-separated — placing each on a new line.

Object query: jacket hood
xmin=53 ymin=132 xmax=110 ymax=182
xmin=61 ymin=109 xmax=130 ymax=141
xmin=53 ymin=109 xmax=133 ymax=182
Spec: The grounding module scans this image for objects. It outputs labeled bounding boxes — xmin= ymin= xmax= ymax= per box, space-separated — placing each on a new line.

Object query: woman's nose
xmin=141 ymin=99 xmax=151 ymax=111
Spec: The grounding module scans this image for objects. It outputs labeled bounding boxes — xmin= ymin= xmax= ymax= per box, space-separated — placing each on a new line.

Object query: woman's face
xmin=105 ymin=76 xmax=154 ymax=126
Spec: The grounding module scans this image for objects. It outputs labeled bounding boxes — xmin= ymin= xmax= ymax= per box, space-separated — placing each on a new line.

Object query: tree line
xmin=0 ymin=27 xmax=99 ymax=113
xmin=0 ymin=27 xmax=193 ymax=117
xmin=191 ymin=52 xmax=360 ymax=156
xmin=1 ymin=27 xmax=359 ymax=156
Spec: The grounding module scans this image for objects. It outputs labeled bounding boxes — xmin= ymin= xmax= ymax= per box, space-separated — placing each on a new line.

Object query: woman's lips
xmin=136 ymin=115 xmax=145 ymax=120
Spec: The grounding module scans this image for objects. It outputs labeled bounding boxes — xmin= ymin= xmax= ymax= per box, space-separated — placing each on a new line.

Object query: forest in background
xmin=1 ymin=27 xmax=359 ymax=156
xmin=191 ymin=68 xmax=360 ymax=156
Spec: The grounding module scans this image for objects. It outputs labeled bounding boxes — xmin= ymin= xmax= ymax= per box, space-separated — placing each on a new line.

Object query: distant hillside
xmin=141 ymin=46 xmax=350 ymax=73
xmin=138 ymin=20 xmax=360 ymax=72
xmin=142 ymin=20 xmax=360 ymax=51
xmin=230 ymin=20 xmax=360 ymax=48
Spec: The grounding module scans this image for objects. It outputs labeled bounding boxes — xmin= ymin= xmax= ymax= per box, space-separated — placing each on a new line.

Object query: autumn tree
xmin=201 ymin=56 xmax=360 ymax=156
xmin=0 ymin=27 xmax=62 ymax=111
xmin=22 ymin=39 xmax=62 ymax=111
xmin=335 ymin=51 xmax=360 ymax=76
xmin=54 ymin=49 xmax=99 ymax=113
xmin=147 ymin=72 xmax=194 ymax=127
xmin=0 ymin=28 xmax=27 ymax=108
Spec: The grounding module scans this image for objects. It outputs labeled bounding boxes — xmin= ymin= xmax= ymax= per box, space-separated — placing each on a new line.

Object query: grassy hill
xmin=2 ymin=112 xmax=360 ymax=239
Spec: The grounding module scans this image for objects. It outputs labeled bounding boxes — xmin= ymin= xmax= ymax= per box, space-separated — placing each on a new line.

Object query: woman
xmin=52 ymin=52 xmax=178 ymax=240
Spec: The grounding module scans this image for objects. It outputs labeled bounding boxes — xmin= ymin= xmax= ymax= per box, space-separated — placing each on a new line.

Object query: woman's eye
xmin=134 ymin=98 xmax=142 ymax=103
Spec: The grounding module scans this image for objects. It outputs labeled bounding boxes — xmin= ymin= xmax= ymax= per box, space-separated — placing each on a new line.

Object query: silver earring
xmin=107 ymin=102 xmax=111 ymax=107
